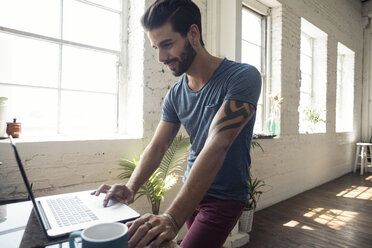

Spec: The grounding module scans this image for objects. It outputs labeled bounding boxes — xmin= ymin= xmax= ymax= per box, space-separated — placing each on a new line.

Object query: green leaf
xmin=117 ymin=135 xmax=189 ymax=214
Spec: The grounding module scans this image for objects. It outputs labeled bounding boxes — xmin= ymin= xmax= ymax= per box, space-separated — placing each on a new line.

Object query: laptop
xmin=9 ymin=136 xmax=140 ymax=239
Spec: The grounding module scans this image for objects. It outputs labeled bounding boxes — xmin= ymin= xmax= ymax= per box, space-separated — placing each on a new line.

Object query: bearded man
xmin=93 ymin=1 xmax=262 ymax=247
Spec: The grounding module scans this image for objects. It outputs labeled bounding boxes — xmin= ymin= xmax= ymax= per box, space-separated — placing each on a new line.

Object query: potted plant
xmin=251 ymin=140 xmax=264 ymax=152
xmin=239 ymin=177 xmax=268 ymax=233
xmin=237 ymin=139 xmax=268 ymax=233
xmin=118 ymin=135 xmax=189 ymax=214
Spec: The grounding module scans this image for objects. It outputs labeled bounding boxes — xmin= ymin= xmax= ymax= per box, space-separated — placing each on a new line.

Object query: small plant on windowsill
xmin=266 ymin=93 xmax=283 ymax=135
xmin=302 ymin=107 xmax=327 ymax=133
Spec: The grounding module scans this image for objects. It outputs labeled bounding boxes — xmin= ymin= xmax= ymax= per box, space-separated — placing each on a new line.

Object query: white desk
xmin=0 ymin=201 xmax=32 ymax=248
xmin=0 ymin=201 xmax=179 ymax=248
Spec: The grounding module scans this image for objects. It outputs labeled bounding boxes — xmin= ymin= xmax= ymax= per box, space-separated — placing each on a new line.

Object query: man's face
xmin=148 ymin=23 xmax=196 ymax=76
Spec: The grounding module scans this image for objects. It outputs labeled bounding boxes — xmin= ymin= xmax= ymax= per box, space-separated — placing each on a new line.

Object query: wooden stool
xmin=353 ymin=143 xmax=372 ymax=175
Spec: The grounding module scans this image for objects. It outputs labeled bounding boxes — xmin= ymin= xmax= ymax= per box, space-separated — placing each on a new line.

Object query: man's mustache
xmin=164 ymin=58 xmax=178 ymax=65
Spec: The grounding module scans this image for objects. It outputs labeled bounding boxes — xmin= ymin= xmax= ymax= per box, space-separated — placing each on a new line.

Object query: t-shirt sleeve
xmin=224 ymin=64 xmax=262 ymax=109
xmin=161 ymin=89 xmax=180 ymax=123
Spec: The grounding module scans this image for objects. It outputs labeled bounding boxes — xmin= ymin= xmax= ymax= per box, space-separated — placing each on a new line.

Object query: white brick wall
xmin=252 ymin=0 xmax=363 ymax=209
xmin=0 ymin=0 xmax=368 ymax=242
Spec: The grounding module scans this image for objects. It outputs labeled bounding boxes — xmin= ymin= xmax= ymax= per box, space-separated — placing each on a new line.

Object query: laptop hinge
xmin=37 ymin=201 xmax=52 ymax=230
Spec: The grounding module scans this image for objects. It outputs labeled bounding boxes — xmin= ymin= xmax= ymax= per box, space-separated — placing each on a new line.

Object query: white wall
xmin=362 ymin=1 xmax=372 ymax=142
xmin=0 ymin=0 xmax=368 ymax=236
xmin=211 ymin=0 xmax=364 ymax=210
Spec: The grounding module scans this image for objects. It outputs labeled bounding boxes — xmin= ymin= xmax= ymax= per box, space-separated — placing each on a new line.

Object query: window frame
xmin=0 ymin=0 xmax=125 ymax=136
xmin=241 ymin=4 xmax=269 ymax=134
xmin=300 ymin=31 xmax=314 ymax=107
xmin=299 ymin=18 xmax=328 ymax=134
xmin=336 ymin=43 xmax=354 ymax=133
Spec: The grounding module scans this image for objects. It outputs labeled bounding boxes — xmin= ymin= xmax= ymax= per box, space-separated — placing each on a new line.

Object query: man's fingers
xmin=129 ymin=222 xmax=153 ymax=248
xmin=103 ymin=189 xmax=114 ymax=207
xmin=128 ymin=214 xmax=151 ymax=238
xmin=126 ymin=220 xmax=134 ymax=228
xmin=149 ymin=232 xmax=168 ymax=248
xmin=93 ymin=184 xmax=110 ymax=196
xmin=128 ymin=218 xmax=144 ymax=238
xmin=136 ymin=225 xmax=161 ymax=248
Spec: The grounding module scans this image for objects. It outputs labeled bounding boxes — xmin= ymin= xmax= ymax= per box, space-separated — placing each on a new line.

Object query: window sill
xmin=0 ymin=134 xmax=142 ymax=144
xmin=253 ymin=133 xmax=278 ymax=139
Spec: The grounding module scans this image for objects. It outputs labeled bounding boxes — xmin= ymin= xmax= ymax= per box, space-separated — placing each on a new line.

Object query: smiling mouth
xmin=166 ymin=61 xmax=177 ymax=70
xmin=164 ymin=60 xmax=177 ymax=71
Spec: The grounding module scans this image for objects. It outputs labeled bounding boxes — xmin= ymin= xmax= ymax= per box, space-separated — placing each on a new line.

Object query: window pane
xmin=301 ymin=33 xmax=312 ymax=56
xmin=299 ymin=92 xmax=311 ymax=109
xmin=257 ymin=90 xmax=263 ymax=105
xmin=60 ymin=91 xmax=117 ymax=135
xmin=87 ymin=0 xmax=121 ymax=11
xmin=300 ymin=54 xmax=312 ymax=75
xmin=336 ymin=51 xmax=354 ymax=133
xmin=63 ymin=0 xmax=120 ymax=50
xmin=300 ymin=74 xmax=312 ymax=94
xmin=0 ymin=85 xmax=58 ymax=136
xmin=0 ymin=0 xmax=60 ymax=38
xmin=62 ymin=46 xmax=118 ymax=93
xmin=0 ymin=33 xmax=59 ymax=87
xmin=253 ymin=104 xmax=263 ymax=133
xmin=242 ymin=8 xmax=261 ymax=46
xmin=241 ymin=41 xmax=261 ymax=71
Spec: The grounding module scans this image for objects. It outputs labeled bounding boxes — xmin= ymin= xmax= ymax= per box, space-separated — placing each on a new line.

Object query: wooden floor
xmin=242 ymin=172 xmax=372 ymax=248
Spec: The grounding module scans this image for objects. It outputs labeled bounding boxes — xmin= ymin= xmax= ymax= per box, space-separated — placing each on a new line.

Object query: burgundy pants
xmin=180 ymin=196 xmax=245 ymax=248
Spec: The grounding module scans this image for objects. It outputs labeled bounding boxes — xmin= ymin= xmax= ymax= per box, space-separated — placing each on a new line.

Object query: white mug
xmin=69 ymin=222 xmax=128 ymax=248
xmin=0 ymin=205 xmax=7 ymax=223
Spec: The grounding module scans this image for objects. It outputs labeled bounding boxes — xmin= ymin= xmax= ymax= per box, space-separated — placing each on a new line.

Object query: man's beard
xmin=165 ymin=39 xmax=196 ymax=77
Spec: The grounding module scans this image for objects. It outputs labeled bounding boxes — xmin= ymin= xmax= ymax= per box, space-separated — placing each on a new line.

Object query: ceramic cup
xmin=6 ymin=118 xmax=21 ymax=138
xmin=69 ymin=222 xmax=128 ymax=248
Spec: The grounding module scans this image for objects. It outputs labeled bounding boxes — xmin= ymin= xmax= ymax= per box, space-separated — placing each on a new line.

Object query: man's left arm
xmin=127 ymin=99 xmax=255 ymax=248
xmin=166 ymin=99 xmax=256 ymax=230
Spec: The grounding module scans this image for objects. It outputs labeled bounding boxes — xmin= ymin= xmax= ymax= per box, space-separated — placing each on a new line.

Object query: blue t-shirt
xmin=161 ymin=58 xmax=262 ymax=202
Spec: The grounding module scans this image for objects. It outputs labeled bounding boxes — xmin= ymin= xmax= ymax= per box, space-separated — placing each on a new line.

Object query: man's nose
xmin=158 ymin=49 xmax=167 ymax=63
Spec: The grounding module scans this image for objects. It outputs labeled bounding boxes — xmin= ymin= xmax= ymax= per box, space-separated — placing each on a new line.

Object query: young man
xmin=92 ymin=0 xmax=261 ymax=247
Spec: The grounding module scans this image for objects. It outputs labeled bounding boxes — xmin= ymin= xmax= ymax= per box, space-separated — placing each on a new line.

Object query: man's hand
xmin=91 ymin=183 xmax=135 ymax=207
xmin=126 ymin=213 xmax=177 ymax=248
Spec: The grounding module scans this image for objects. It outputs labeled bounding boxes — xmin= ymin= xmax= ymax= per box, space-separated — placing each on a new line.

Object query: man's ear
xmin=188 ymin=24 xmax=200 ymax=46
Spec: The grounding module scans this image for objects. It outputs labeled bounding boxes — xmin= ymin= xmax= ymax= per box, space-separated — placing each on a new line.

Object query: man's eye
xmin=163 ymin=43 xmax=171 ymax=48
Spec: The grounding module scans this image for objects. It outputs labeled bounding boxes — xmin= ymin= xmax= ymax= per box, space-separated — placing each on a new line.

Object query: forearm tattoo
xmin=210 ymin=100 xmax=255 ymax=138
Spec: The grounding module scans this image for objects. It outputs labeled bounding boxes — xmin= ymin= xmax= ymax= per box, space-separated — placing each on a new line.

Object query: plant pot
xmin=239 ymin=207 xmax=254 ymax=233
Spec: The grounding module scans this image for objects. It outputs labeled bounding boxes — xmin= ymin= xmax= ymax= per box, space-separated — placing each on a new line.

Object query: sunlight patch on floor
xmin=365 ymin=175 xmax=372 ymax=181
xmin=336 ymin=186 xmax=372 ymax=200
xmin=301 ymin=225 xmax=314 ymax=230
xmin=303 ymin=208 xmax=358 ymax=230
xmin=283 ymin=220 xmax=315 ymax=230
xmin=283 ymin=220 xmax=299 ymax=227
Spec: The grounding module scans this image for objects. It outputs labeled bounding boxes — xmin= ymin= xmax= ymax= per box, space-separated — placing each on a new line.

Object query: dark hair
xmin=141 ymin=0 xmax=205 ymax=47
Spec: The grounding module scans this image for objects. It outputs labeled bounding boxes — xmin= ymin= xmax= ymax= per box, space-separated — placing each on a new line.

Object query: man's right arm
xmin=93 ymin=120 xmax=181 ymax=206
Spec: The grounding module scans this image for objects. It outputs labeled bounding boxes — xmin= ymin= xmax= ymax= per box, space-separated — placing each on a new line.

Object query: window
xmin=336 ymin=43 xmax=354 ymax=133
xmin=300 ymin=32 xmax=313 ymax=117
xmin=0 ymin=0 xmax=123 ymax=136
xmin=299 ymin=18 xmax=327 ymax=134
xmin=241 ymin=5 xmax=268 ymax=134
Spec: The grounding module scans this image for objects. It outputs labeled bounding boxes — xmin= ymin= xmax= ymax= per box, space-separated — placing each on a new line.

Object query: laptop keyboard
xmin=46 ymin=196 xmax=98 ymax=227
